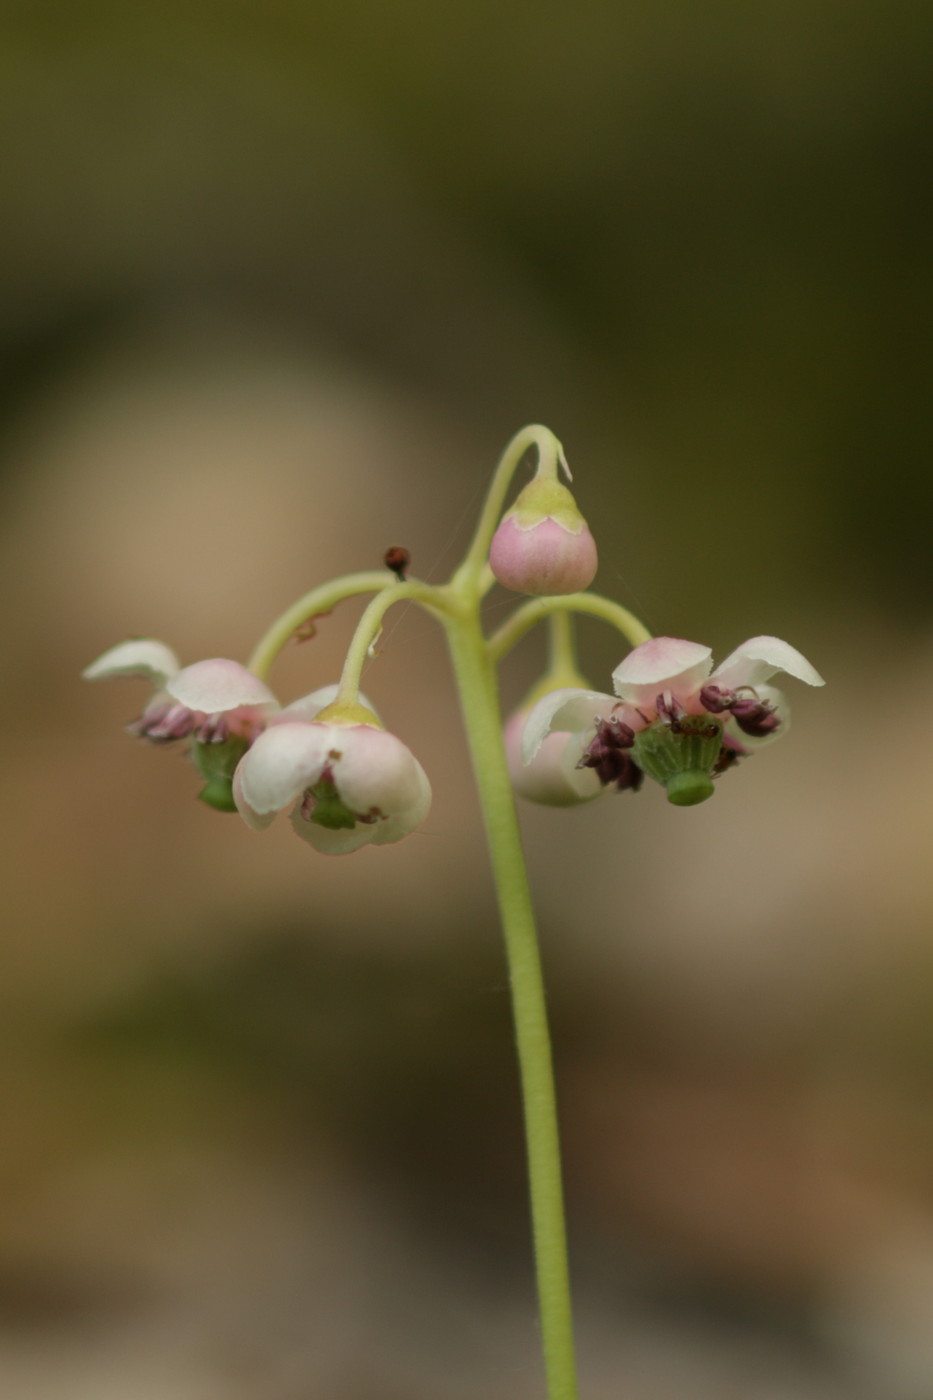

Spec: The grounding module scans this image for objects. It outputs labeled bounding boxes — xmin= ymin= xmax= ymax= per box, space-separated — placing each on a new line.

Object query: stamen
xmin=699 ymin=684 xmax=733 ymax=714
xmin=577 ymin=717 xmax=643 ymax=792
xmin=129 ymin=703 xmax=197 ymax=744
xmin=730 ymin=696 xmax=780 ymax=737
xmin=656 ymin=691 xmax=685 ymax=728
xmin=196 ymin=713 xmax=230 ymax=744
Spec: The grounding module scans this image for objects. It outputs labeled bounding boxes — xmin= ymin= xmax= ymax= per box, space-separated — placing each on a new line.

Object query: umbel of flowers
xmin=84 ymin=424 xmax=822 ymax=1400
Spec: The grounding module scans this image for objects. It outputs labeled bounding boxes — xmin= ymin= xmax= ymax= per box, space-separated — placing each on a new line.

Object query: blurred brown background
xmin=2 ymin=3 xmax=932 ymax=1397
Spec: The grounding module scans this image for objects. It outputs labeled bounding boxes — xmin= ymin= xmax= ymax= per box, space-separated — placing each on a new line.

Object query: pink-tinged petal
xmin=521 ymin=688 xmax=617 ymax=764
xmin=489 ymin=515 xmax=598 ymax=596
xmin=711 ymin=636 xmax=825 ymax=691
xmin=82 ymin=638 xmax=180 ymax=686
xmin=276 ymin=686 xmax=378 ymax=724
xmin=327 ymin=726 xmax=427 ymax=818
xmin=166 ymin=659 xmax=277 ymax=714
xmin=231 ymin=764 xmax=277 ymax=830
xmin=234 ymin=722 xmax=331 ymax=817
xmin=611 ymin=637 xmax=712 ymax=706
xmin=505 ymin=711 xmax=603 ymax=806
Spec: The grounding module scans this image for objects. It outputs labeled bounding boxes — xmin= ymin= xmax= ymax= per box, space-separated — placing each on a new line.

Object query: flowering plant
xmin=85 ymin=425 xmax=822 ymax=1400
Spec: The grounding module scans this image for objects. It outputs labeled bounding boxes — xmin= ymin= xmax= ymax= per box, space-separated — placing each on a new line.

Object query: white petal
xmin=329 ymin=726 xmax=427 ymax=818
xmin=232 ymin=763 xmax=277 ymax=829
xmin=82 ymin=638 xmax=180 ymax=686
xmin=166 ymin=659 xmax=277 ymax=714
xmin=506 ymin=712 xmax=603 ymax=807
xmin=521 ymin=688 xmax=617 ymax=764
xmin=612 ymin=637 xmax=712 ymax=705
xmin=712 ymin=635 xmax=825 ymax=691
xmin=277 ymin=685 xmax=378 ymax=724
xmin=368 ymin=760 xmax=432 ymax=843
xmin=235 ymin=722 xmax=330 ymax=816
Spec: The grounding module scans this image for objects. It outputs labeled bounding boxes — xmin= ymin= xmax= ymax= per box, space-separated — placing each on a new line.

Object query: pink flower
xmin=522 ymin=635 xmax=824 ymax=807
xmin=233 ymin=704 xmax=431 ymax=855
xmin=83 ymin=639 xmax=279 ymax=809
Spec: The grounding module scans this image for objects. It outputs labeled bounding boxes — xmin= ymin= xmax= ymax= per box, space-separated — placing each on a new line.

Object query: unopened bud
xmin=489 ymin=478 xmax=597 ymax=596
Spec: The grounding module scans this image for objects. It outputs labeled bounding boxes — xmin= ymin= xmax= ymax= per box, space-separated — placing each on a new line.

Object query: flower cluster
xmin=84 ymin=641 xmax=430 ymax=853
xmin=85 ymin=427 xmax=823 ymax=849
xmin=516 ymin=634 xmax=824 ymax=807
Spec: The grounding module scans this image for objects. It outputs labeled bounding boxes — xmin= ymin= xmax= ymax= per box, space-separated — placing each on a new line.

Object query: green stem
xmin=488 ymin=592 xmax=652 ymax=665
xmin=247 ymin=571 xmax=391 ymax=681
xmin=444 ymin=601 xmax=579 ymax=1400
xmin=334 ymin=579 xmax=451 ymax=707
xmin=547 ymin=610 xmax=579 ymax=679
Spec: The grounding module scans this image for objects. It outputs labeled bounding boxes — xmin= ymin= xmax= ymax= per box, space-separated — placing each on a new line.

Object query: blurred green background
xmin=2 ymin=3 xmax=933 ymax=1397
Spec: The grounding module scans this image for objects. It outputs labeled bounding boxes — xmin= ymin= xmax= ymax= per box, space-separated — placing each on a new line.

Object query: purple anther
xmin=577 ymin=717 xmax=644 ymax=792
xmin=699 ymin=683 xmax=734 ymax=714
xmin=730 ymin=695 xmax=780 ymax=737
xmin=128 ymin=702 xmax=197 ymax=744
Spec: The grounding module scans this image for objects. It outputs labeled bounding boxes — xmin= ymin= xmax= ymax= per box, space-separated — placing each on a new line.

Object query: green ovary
xmin=631 ymin=716 xmax=723 ymax=807
xmin=307 ymin=777 xmax=359 ymax=830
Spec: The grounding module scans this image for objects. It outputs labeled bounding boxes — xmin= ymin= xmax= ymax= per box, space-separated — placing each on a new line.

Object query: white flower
xmin=522 ymin=635 xmax=824 ymax=806
xmin=503 ymin=706 xmax=604 ymax=807
xmin=83 ymin=638 xmax=280 ymax=809
xmin=233 ymin=709 xmax=431 ymax=856
xmin=83 ymin=639 xmax=277 ymax=744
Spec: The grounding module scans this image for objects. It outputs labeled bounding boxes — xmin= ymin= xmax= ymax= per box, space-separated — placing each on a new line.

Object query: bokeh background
xmin=2 ymin=3 xmax=933 ymax=1397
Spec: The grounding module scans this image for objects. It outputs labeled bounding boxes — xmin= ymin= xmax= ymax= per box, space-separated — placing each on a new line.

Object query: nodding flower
xmin=83 ymin=639 xmax=279 ymax=809
xmin=232 ymin=697 xmax=431 ymax=855
xmin=521 ymin=635 xmax=824 ymax=807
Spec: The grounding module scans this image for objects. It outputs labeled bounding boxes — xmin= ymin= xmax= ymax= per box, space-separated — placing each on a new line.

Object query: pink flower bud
xmin=489 ymin=478 xmax=597 ymax=595
xmin=490 ymin=516 xmax=598 ymax=596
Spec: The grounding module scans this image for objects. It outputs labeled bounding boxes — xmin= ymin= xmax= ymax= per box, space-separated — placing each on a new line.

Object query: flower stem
xmin=443 ymin=599 xmax=579 ymax=1400
xmin=247 ymin=571 xmax=392 ymax=681
xmin=488 ymin=591 xmax=652 ymax=665
xmin=547 ymin=610 xmax=580 ymax=680
xmin=333 ymin=579 xmax=452 ymax=707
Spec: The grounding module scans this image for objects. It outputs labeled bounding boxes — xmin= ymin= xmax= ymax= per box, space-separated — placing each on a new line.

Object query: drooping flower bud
xmin=489 ymin=477 xmax=597 ymax=596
